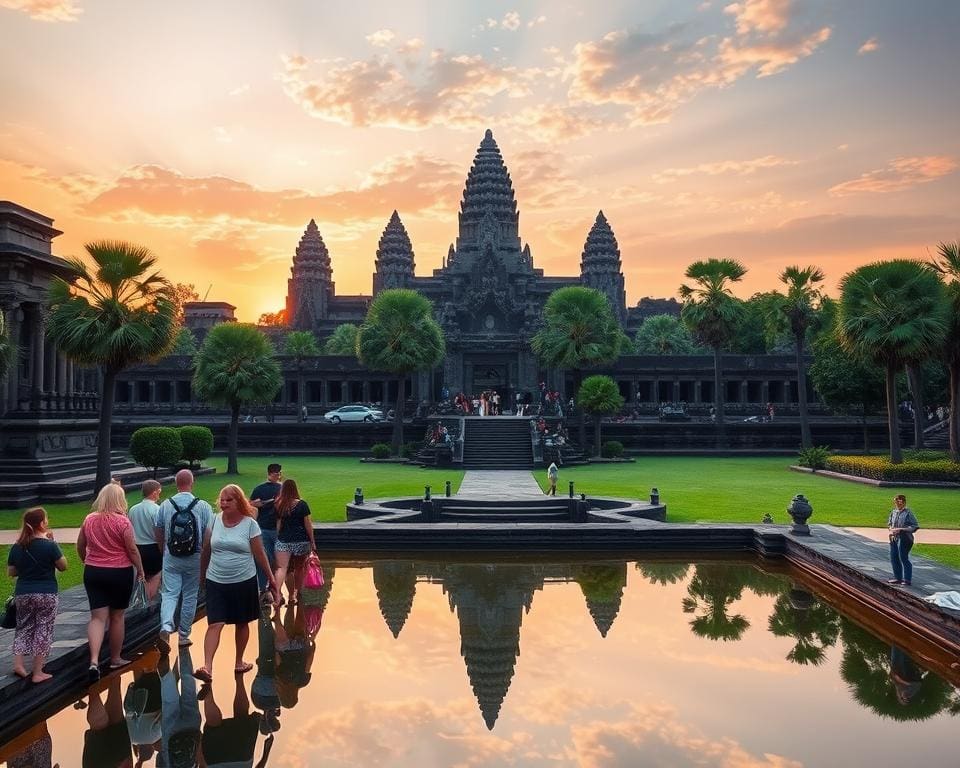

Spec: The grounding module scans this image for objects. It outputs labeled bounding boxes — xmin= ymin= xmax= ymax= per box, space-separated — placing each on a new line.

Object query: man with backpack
xmin=154 ymin=469 xmax=213 ymax=653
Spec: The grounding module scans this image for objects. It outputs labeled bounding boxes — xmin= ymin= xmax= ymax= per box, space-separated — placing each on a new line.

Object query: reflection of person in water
xmin=157 ymin=651 xmax=202 ymax=768
xmin=200 ymin=670 xmax=273 ymax=768
xmin=3 ymin=721 xmax=57 ymax=768
xmin=82 ymin=676 xmax=132 ymax=768
xmin=274 ymin=603 xmax=316 ymax=709
xmin=251 ymin=607 xmax=282 ymax=737
xmin=890 ymin=646 xmax=924 ymax=705
xmin=124 ymin=660 xmax=163 ymax=767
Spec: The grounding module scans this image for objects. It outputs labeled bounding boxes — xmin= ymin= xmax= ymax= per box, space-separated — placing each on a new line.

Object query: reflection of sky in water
xmin=2 ymin=560 xmax=958 ymax=768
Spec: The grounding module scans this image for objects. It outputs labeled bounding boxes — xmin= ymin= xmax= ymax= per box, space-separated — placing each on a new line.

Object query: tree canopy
xmin=323 ymin=323 xmax=359 ymax=356
xmin=284 ymin=330 xmax=321 ymax=359
xmin=532 ymin=286 xmax=629 ymax=370
xmin=634 ymin=314 xmax=697 ymax=354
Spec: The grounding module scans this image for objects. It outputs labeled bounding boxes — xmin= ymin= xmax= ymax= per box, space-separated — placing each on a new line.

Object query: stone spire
xmin=286 ymin=219 xmax=334 ymax=329
xmin=373 ymin=562 xmax=417 ymax=639
xmin=373 ymin=211 xmax=416 ymax=295
xmin=580 ymin=210 xmax=627 ymax=323
xmin=451 ymin=129 xmax=523 ymax=270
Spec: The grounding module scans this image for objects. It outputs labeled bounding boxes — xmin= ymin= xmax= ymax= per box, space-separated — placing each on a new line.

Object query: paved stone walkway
xmin=845 ymin=527 xmax=960 ymax=545
xmin=457 ymin=470 xmax=546 ymax=499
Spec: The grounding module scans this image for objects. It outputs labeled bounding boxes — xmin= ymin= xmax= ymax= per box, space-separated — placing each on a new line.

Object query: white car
xmin=324 ymin=405 xmax=383 ymax=424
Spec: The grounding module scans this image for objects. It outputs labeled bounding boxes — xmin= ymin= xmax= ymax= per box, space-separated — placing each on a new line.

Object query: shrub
xmin=130 ymin=427 xmax=183 ymax=478
xmin=825 ymin=455 xmax=960 ymax=483
xmin=370 ymin=443 xmax=392 ymax=459
xmin=401 ymin=441 xmax=420 ymax=459
xmin=600 ymin=440 xmax=624 ymax=459
xmin=178 ymin=426 xmax=214 ymax=467
xmin=798 ymin=445 xmax=831 ymax=470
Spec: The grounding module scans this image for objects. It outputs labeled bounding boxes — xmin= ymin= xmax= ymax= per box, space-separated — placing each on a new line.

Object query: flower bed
xmin=824 ymin=455 xmax=960 ymax=483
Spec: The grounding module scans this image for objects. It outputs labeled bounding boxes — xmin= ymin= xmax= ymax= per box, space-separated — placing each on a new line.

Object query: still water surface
xmin=1 ymin=559 xmax=957 ymax=767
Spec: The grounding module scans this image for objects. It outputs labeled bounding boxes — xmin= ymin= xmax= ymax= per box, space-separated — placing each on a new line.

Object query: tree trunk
xmin=712 ymin=346 xmax=725 ymax=445
xmin=392 ymin=377 xmax=404 ymax=454
xmin=950 ymin=362 xmax=959 ymax=462
xmin=574 ymin=368 xmax=586 ymax=449
xmin=297 ymin=362 xmax=305 ymax=422
xmin=95 ymin=366 xmax=117 ymax=493
xmin=906 ymin=363 xmax=924 ymax=449
xmin=227 ymin=401 xmax=240 ymax=474
xmin=594 ymin=413 xmax=602 ymax=459
xmin=885 ymin=362 xmax=902 ymax=464
xmin=861 ymin=410 xmax=870 ymax=454
xmin=795 ymin=334 xmax=812 ymax=449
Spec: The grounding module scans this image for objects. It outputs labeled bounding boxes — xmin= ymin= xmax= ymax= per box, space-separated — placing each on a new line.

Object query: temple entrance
xmin=466 ymin=358 xmax=512 ymax=413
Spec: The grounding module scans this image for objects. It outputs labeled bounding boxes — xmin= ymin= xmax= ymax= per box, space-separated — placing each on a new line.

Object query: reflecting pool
xmin=1 ymin=558 xmax=957 ymax=767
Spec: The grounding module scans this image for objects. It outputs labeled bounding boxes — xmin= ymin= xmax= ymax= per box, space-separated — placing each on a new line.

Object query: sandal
xmin=235 ymin=662 xmax=253 ymax=674
xmin=109 ymin=658 xmax=131 ymax=669
xmin=192 ymin=667 xmax=213 ymax=684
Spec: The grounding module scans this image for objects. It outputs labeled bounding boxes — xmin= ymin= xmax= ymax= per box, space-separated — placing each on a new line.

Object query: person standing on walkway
xmin=194 ymin=484 xmax=277 ymax=684
xmin=7 ymin=507 xmax=67 ymax=683
xmin=888 ymin=494 xmax=920 ymax=586
xmin=545 ymin=462 xmax=559 ymax=496
xmin=155 ymin=469 xmax=213 ymax=653
xmin=78 ymin=483 xmax=145 ymax=681
xmin=250 ymin=463 xmax=282 ymax=600
xmin=273 ymin=479 xmax=317 ymax=606
xmin=129 ymin=479 xmax=163 ymax=600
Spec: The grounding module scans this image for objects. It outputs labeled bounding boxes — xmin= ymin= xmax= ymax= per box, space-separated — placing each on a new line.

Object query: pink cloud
xmin=828 ymin=155 xmax=958 ymax=196
xmin=723 ymin=0 xmax=792 ymax=36
xmin=652 ymin=155 xmax=799 ymax=183
xmin=858 ymin=37 xmax=880 ymax=55
xmin=0 ymin=0 xmax=80 ymax=21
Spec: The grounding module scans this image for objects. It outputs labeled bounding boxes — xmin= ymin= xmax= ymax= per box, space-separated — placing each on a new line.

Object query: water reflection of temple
xmin=371 ymin=561 xmax=627 ymax=729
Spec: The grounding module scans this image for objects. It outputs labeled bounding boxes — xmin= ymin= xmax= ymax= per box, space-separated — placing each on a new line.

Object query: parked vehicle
xmin=324 ymin=405 xmax=383 ymax=424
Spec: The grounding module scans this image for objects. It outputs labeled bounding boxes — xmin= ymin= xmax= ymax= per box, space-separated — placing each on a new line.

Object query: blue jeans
xmin=890 ymin=535 xmax=914 ymax=583
xmin=257 ymin=529 xmax=277 ymax=591
xmin=159 ymin=554 xmax=201 ymax=637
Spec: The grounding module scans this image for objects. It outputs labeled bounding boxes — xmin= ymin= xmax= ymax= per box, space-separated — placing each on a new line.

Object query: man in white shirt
xmin=129 ymin=479 xmax=163 ymax=599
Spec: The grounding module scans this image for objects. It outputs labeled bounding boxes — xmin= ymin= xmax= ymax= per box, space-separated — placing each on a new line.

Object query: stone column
xmin=56 ymin=353 xmax=67 ymax=410
xmin=783 ymin=379 xmax=792 ymax=405
xmin=361 ymin=380 xmax=370 ymax=404
xmin=341 ymin=380 xmax=349 ymax=404
xmin=740 ymin=380 xmax=748 ymax=405
xmin=694 ymin=381 xmax=702 ymax=404
xmin=30 ymin=307 xmax=45 ymax=410
xmin=4 ymin=303 xmax=22 ymax=413
xmin=761 ymin=380 xmax=769 ymax=405
xmin=673 ymin=378 xmax=681 ymax=403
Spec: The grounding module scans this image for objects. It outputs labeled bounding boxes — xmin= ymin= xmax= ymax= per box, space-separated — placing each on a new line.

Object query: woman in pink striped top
xmin=77 ymin=483 xmax=145 ymax=682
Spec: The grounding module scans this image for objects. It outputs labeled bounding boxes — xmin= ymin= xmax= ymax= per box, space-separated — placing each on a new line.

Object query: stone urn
xmin=787 ymin=494 xmax=813 ymax=536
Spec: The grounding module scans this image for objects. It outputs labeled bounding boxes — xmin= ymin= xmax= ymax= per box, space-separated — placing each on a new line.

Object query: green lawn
xmin=0 ymin=544 xmax=82 ymax=596
xmin=1 ymin=457 xmax=464 ymax=530
xmin=537 ymin=458 xmax=960 ymax=529
xmin=915 ymin=544 xmax=960 ymax=570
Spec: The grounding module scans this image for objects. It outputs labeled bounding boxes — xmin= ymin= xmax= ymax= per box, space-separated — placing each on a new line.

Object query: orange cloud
xmin=652 ymin=155 xmax=799 ymax=183
xmin=858 ymin=37 xmax=880 ymax=55
xmin=509 ymin=104 xmax=604 ymax=142
xmin=716 ymin=25 xmax=832 ymax=78
xmin=723 ymin=0 xmax=792 ymax=36
xmin=0 ymin=0 xmax=80 ymax=21
xmin=365 ymin=28 xmax=395 ymax=47
xmin=828 ymin=155 xmax=958 ymax=196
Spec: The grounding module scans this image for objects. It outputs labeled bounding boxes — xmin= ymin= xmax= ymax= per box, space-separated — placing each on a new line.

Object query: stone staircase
xmin=435 ymin=497 xmax=576 ymax=522
xmin=462 ymin=418 xmax=533 ymax=469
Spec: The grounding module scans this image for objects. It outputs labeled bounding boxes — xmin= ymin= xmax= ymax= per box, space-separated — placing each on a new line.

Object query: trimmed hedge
xmin=601 ymin=440 xmax=624 ymax=459
xmin=401 ymin=441 xmax=420 ymax=460
xmin=130 ymin=427 xmax=183 ymax=478
xmin=179 ymin=425 xmax=214 ymax=467
xmin=370 ymin=443 xmax=392 ymax=459
xmin=825 ymin=455 xmax=960 ymax=483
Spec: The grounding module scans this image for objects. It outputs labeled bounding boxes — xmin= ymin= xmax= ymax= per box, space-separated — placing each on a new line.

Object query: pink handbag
xmin=304 ymin=554 xmax=324 ymax=589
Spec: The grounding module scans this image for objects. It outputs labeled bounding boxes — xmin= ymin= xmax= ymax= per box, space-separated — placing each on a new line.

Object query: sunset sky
xmin=2 ymin=0 xmax=958 ymax=321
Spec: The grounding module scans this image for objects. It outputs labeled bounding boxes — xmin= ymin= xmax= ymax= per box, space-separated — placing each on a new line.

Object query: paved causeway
xmin=457 ymin=470 xmax=545 ymax=499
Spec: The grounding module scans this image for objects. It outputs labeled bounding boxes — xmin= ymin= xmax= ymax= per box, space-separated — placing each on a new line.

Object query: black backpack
xmin=167 ymin=497 xmax=200 ymax=557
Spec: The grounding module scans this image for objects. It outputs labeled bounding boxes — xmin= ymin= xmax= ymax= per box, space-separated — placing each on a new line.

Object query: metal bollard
xmin=650 ymin=487 xmax=660 ymax=505
xmin=569 ymin=481 xmax=575 ymax=498
xmin=424 ymin=485 xmax=431 ymax=501
xmin=445 ymin=480 xmax=452 ymax=497
xmin=354 ymin=487 xmax=363 ymax=505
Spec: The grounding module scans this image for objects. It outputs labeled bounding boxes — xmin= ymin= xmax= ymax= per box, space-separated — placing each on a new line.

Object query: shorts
xmin=275 ymin=540 xmax=311 ymax=556
xmin=83 ymin=565 xmax=135 ymax=610
xmin=137 ymin=543 xmax=163 ymax=578
xmin=205 ymin=576 xmax=259 ymax=625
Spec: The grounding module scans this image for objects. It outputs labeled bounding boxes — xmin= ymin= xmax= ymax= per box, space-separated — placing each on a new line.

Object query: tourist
xmin=129 ymin=479 xmax=163 ymax=600
xmin=301 ymin=405 xmax=308 ymax=422
xmin=78 ymin=483 xmax=145 ymax=681
xmin=158 ymin=650 xmax=201 ymax=768
xmin=82 ymin=676 xmax=131 ymax=768
xmin=492 ymin=390 xmax=500 ymax=416
xmin=123 ymin=661 xmax=163 ymax=765
xmin=887 ymin=494 xmax=920 ymax=587
xmin=767 ymin=402 xmax=775 ymax=421
xmin=515 ymin=391 xmax=523 ymax=416
xmin=7 ymin=507 xmax=67 ymax=683
xmin=194 ymin=484 xmax=277 ymax=684
xmin=480 ymin=391 xmax=488 ymax=417
xmin=155 ymin=469 xmax=213 ymax=653
xmin=273 ymin=479 xmax=317 ymax=606
xmin=545 ymin=462 xmax=559 ymax=496
xmin=200 ymin=668 xmax=272 ymax=768
xmin=250 ymin=463 xmax=283 ymax=599
xmin=275 ymin=603 xmax=316 ymax=710
xmin=251 ymin=608 xmax=281 ymax=731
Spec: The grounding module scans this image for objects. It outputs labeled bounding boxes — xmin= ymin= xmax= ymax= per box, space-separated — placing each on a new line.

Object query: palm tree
xmin=769 ymin=266 xmax=825 ymax=449
xmin=357 ymin=289 xmax=445 ymax=453
xmin=323 ymin=323 xmax=359 ymax=355
xmin=284 ymin=330 xmax=320 ymax=419
xmin=531 ymin=286 xmax=629 ymax=447
xmin=633 ymin=314 xmax=696 ymax=354
xmin=930 ymin=241 xmax=960 ymax=461
xmin=46 ymin=241 xmax=177 ymax=491
xmin=577 ymin=375 xmax=624 ymax=457
xmin=193 ymin=323 xmax=282 ymax=474
xmin=636 ymin=562 xmax=690 ymax=586
xmin=837 ymin=261 xmax=949 ymax=464
xmin=679 ymin=259 xmax=746 ymax=433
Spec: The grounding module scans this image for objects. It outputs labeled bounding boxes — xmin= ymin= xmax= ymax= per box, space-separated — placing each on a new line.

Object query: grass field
xmin=0 ymin=544 xmax=82 ymax=596
xmin=914 ymin=544 xmax=960 ymax=570
xmin=1 ymin=457 xmax=464 ymax=530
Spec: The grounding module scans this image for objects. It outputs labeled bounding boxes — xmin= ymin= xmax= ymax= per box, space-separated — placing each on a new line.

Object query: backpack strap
xmin=184 ymin=497 xmax=200 ymax=514
xmin=169 ymin=498 xmax=183 ymax=514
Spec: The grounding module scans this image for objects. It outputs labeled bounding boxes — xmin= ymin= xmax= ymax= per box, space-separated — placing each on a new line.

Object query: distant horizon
xmin=2 ymin=0 xmax=958 ymax=321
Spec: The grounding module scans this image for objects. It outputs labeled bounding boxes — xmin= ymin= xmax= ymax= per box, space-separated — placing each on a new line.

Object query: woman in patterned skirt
xmin=272 ymin=479 xmax=316 ymax=606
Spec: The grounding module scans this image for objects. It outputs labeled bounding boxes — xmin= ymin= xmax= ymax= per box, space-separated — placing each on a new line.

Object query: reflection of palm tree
xmin=373 ymin=561 xmax=417 ymax=638
xmin=839 ymin=617 xmax=958 ymax=721
xmin=575 ymin=563 xmax=627 ymax=637
xmin=636 ymin=562 xmax=689 ymax=586
xmin=681 ymin=563 xmax=750 ymax=642
xmin=767 ymin=590 xmax=840 ymax=666
xmin=740 ymin=566 xmax=789 ymax=599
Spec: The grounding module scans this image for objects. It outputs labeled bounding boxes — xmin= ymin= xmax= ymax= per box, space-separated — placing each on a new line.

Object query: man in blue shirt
xmin=154 ymin=469 xmax=213 ymax=652
xmin=887 ymin=494 xmax=920 ymax=587
xmin=250 ymin=464 xmax=282 ymax=597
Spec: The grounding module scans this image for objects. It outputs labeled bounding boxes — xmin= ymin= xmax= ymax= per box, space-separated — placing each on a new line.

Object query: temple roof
xmin=373 ymin=562 xmax=417 ymax=639
xmin=580 ymin=210 xmax=622 ymax=276
xmin=293 ymin=219 xmax=332 ymax=277
xmin=374 ymin=210 xmax=416 ymax=276
xmin=460 ymin=129 xmax=518 ymax=227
